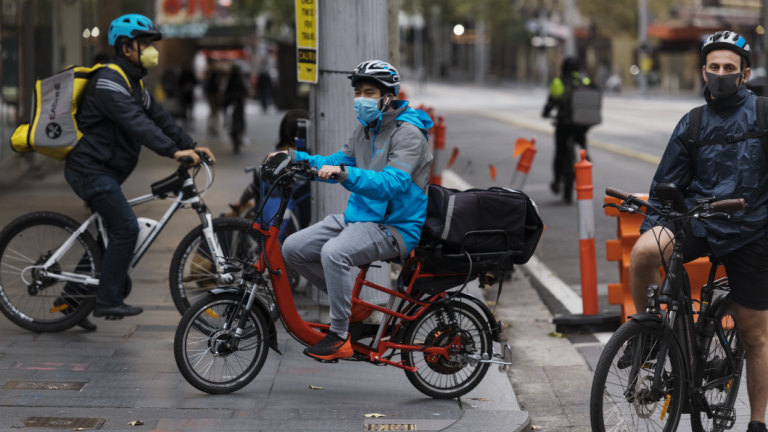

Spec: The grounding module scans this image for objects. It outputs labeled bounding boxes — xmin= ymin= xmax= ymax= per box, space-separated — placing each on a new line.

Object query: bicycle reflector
xmin=261 ymin=152 xmax=291 ymax=184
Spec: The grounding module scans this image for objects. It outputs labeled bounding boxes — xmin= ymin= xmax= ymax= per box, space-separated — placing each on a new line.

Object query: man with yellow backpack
xmin=62 ymin=14 xmax=215 ymax=327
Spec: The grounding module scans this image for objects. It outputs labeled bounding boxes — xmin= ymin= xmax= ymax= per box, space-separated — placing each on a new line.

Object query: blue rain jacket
xmin=294 ymin=101 xmax=433 ymax=257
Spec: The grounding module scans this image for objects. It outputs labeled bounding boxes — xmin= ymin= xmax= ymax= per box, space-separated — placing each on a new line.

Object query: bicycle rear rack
xmin=468 ymin=343 xmax=513 ymax=372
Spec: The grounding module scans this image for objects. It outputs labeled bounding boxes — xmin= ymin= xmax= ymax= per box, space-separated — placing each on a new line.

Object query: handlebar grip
xmin=711 ymin=198 xmax=745 ymax=213
xmin=605 ymin=187 xmax=630 ymax=200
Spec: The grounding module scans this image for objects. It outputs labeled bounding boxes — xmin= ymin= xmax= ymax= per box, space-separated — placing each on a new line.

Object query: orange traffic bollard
xmin=510 ymin=137 xmax=537 ymax=190
xmin=446 ymin=147 xmax=459 ymax=170
xmin=575 ymin=149 xmax=598 ymax=315
xmin=489 ymin=164 xmax=497 ymax=182
xmin=430 ymin=115 xmax=446 ymax=185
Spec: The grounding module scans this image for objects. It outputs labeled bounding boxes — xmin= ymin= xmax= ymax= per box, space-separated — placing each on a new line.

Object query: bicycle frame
xmin=252 ymin=222 xmax=470 ymax=371
xmin=632 ymin=223 xmax=739 ymax=419
xmin=240 ymin=167 xmax=508 ymax=372
xmin=20 ymin=163 xmax=235 ymax=289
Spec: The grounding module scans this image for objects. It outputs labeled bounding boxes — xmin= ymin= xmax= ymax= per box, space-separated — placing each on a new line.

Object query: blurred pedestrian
xmin=256 ymin=66 xmax=273 ymax=112
xmin=178 ymin=68 xmax=197 ymax=122
xmin=542 ymin=56 xmax=596 ymax=203
xmin=203 ymin=58 xmax=222 ymax=135
xmin=223 ymin=64 xmax=247 ymax=153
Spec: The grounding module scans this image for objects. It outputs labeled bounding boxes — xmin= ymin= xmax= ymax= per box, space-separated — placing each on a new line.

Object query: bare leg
xmin=735 ymin=304 xmax=768 ymax=422
xmin=629 ymin=226 xmax=674 ymax=313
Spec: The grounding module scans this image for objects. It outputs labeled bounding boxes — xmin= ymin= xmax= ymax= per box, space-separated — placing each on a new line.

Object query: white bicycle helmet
xmin=702 ymin=30 xmax=751 ymax=67
xmin=348 ymin=60 xmax=400 ymax=96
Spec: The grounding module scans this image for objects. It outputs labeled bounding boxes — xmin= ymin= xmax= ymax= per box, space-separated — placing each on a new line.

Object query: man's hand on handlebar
xmin=175 ymin=147 xmax=216 ymax=166
xmin=317 ymin=165 xmax=342 ymax=181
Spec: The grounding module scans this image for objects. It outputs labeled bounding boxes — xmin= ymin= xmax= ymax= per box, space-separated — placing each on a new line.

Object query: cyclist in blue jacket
xmin=629 ymin=31 xmax=768 ymax=432
xmin=273 ymin=60 xmax=433 ymax=361
xmin=65 ymin=14 xmax=215 ymax=325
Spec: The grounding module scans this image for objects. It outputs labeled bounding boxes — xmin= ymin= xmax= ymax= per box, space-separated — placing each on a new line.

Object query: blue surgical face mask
xmin=354 ymin=96 xmax=384 ymax=124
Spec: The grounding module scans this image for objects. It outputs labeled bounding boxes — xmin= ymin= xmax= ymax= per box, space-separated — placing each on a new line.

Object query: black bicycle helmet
xmin=348 ymin=60 xmax=400 ymax=96
xmin=701 ymin=30 xmax=751 ymax=67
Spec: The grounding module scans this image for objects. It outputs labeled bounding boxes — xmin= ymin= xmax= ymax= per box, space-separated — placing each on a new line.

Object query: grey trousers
xmin=281 ymin=214 xmax=400 ymax=337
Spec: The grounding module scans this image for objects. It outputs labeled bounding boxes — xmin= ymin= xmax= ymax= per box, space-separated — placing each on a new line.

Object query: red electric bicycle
xmin=174 ymin=159 xmax=538 ymax=398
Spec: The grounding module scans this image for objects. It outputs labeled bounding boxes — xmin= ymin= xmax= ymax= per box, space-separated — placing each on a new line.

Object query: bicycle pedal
xmin=104 ymin=315 xmax=124 ymax=321
xmin=713 ymin=406 xmax=736 ymax=430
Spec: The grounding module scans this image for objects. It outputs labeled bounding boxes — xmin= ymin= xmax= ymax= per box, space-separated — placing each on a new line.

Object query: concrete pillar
xmin=310 ymin=0 xmax=391 ymax=303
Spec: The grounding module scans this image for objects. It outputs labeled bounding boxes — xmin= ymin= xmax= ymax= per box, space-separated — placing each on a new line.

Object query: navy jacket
xmin=641 ymin=85 xmax=768 ymax=256
xmin=66 ymin=56 xmax=195 ymax=183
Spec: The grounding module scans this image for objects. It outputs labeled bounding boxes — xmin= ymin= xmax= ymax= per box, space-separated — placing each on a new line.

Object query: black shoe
xmin=53 ymin=297 xmax=97 ymax=331
xmin=77 ymin=318 xmax=97 ymax=332
xmin=303 ymin=332 xmax=354 ymax=362
xmin=93 ymin=303 xmax=143 ymax=318
xmin=748 ymin=421 xmax=768 ymax=432
xmin=549 ymin=181 xmax=560 ymax=194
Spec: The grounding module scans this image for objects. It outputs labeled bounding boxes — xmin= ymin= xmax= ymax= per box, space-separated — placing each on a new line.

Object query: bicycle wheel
xmin=169 ymin=217 xmax=261 ymax=314
xmin=174 ymin=293 xmax=269 ymax=394
xmin=590 ymin=319 xmax=685 ymax=432
xmin=401 ymin=301 xmax=492 ymax=399
xmin=690 ymin=295 xmax=744 ymax=432
xmin=0 ymin=211 xmax=101 ymax=332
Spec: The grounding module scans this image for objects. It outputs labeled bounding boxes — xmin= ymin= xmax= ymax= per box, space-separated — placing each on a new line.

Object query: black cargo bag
xmin=420 ymin=185 xmax=543 ymax=266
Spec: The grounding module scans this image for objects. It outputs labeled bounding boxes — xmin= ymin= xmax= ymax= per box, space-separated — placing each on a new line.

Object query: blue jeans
xmin=65 ymin=168 xmax=139 ymax=307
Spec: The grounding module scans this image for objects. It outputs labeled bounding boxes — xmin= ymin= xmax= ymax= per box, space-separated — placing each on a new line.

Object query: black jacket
xmin=66 ymin=56 xmax=195 ymax=183
xmin=641 ymin=85 xmax=768 ymax=256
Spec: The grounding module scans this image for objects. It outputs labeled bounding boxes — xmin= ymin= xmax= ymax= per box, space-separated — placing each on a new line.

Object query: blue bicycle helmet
xmin=108 ymin=14 xmax=162 ymax=47
xmin=701 ymin=30 xmax=751 ymax=67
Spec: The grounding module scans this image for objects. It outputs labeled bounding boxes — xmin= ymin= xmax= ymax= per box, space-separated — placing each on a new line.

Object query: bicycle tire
xmin=590 ymin=319 xmax=685 ymax=432
xmin=401 ymin=300 xmax=492 ymax=399
xmin=169 ymin=217 xmax=261 ymax=314
xmin=174 ymin=292 xmax=269 ymax=394
xmin=690 ymin=294 xmax=745 ymax=432
xmin=0 ymin=211 xmax=101 ymax=332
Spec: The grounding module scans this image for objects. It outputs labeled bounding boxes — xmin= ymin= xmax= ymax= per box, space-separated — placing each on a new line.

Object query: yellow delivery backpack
xmin=10 ymin=63 xmax=138 ymax=160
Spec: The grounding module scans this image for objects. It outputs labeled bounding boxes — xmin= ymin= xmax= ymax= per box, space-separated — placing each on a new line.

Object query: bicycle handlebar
xmin=604 ymin=186 xmax=745 ymax=219
xmin=177 ymin=151 xmax=213 ymax=169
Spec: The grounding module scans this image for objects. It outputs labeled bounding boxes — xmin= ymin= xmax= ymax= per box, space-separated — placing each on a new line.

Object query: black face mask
xmin=705 ymin=72 xmax=743 ymax=100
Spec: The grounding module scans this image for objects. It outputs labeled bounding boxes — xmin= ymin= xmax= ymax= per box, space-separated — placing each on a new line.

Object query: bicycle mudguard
xmin=626 ymin=313 xmax=663 ymax=324
xmin=454 ymin=293 xmax=502 ymax=342
xmin=207 ymin=287 xmax=280 ymax=353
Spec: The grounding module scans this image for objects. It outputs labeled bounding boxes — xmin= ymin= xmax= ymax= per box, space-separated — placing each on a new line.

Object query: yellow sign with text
xmin=295 ymin=0 xmax=318 ymax=83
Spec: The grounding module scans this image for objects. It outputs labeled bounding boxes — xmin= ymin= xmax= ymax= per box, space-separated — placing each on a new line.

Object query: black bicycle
xmin=590 ymin=184 xmax=746 ymax=432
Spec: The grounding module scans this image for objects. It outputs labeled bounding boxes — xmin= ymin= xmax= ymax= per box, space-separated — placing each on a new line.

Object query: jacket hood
xmin=392 ymin=100 xmax=434 ymax=134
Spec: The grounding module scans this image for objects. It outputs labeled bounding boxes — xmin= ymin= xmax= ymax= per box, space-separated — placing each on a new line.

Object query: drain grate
xmin=363 ymin=424 xmax=416 ymax=431
xmin=24 ymin=417 xmax=104 ymax=429
xmin=4 ymin=381 xmax=86 ymax=390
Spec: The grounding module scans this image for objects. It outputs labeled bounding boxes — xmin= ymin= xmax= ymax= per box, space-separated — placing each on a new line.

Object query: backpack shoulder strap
xmin=687 ymin=105 xmax=704 ymax=172
xmin=105 ymin=63 xmax=142 ymax=92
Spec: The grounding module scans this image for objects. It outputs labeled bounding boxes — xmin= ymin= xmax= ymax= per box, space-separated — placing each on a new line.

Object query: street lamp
xmin=453 ymin=24 xmax=465 ymax=37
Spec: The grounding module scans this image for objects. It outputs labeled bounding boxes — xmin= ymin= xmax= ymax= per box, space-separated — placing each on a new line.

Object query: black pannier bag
xmin=416 ymin=185 xmax=543 ymax=274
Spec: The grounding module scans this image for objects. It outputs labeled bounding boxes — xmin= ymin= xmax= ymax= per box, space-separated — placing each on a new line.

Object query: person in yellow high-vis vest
xmin=542 ymin=57 xmax=593 ymax=203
